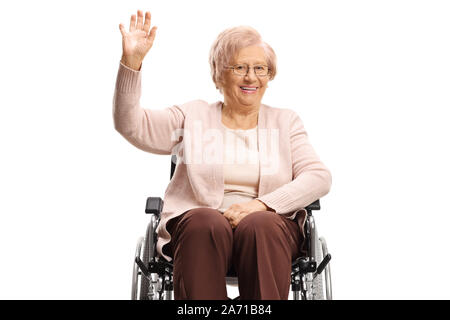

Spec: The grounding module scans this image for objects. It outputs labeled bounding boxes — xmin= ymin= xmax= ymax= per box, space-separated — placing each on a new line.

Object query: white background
xmin=0 ymin=0 xmax=449 ymax=299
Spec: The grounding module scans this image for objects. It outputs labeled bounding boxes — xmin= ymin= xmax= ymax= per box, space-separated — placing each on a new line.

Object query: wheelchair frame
xmin=131 ymin=156 xmax=332 ymax=300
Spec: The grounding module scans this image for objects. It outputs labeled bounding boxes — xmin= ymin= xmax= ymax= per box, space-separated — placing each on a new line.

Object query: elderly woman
xmin=114 ymin=10 xmax=332 ymax=300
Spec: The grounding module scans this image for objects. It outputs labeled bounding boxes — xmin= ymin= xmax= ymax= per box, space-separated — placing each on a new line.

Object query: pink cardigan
xmin=113 ymin=62 xmax=332 ymax=262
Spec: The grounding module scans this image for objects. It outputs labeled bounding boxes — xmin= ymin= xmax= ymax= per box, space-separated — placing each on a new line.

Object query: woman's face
xmin=221 ymin=45 xmax=270 ymax=108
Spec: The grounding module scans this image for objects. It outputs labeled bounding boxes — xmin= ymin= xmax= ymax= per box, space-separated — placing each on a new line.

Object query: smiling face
xmin=221 ymin=45 xmax=270 ymax=109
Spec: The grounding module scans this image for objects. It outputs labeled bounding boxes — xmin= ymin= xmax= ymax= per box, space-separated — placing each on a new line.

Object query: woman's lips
xmin=239 ymin=86 xmax=258 ymax=94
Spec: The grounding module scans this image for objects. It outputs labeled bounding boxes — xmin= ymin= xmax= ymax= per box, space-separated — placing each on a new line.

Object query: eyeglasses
xmin=225 ymin=64 xmax=271 ymax=77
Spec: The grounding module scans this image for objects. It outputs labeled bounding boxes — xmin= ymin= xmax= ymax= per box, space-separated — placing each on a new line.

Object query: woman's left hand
xmin=223 ymin=199 xmax=273 ymax=229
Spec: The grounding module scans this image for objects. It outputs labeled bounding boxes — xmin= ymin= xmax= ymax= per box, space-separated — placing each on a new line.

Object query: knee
xmin=182 ymin=207 xmax=232 ymax=237
xmin=234 ymin=211 xmax=280 ymax=236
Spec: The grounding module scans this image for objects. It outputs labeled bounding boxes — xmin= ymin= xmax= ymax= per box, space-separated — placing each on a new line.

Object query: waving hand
xmin=119 ymin=10 xmax=157 ymax=70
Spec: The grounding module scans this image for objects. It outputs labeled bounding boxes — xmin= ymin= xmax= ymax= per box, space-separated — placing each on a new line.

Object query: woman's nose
xmin=244 ymin=68 xmax=258 ymax=81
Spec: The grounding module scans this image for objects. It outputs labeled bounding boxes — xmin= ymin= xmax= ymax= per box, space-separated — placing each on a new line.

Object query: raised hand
xmin=119 ymin=10 xmax=157 ymax=71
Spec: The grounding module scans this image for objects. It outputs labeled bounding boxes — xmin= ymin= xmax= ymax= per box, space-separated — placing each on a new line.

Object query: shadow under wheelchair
xmin=131 ymin=156 xmax=332 ymax=300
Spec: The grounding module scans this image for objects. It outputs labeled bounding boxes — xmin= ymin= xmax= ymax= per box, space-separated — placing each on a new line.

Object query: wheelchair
xmin=131 ymin=155 xmax=332 ymax=300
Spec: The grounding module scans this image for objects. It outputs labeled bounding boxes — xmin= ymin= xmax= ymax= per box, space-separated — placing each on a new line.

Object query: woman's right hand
xmin=119 ymin=10 xmax=157 ymax=71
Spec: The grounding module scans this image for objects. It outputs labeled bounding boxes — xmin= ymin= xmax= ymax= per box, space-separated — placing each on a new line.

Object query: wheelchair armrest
xmin=305 ymin=199 xmax=320 ymax=212
xmin=145 ymin=197 xmax=164 ymax=216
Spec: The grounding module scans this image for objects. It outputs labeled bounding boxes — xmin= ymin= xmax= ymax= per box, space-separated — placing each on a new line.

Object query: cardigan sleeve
xmin=256 ymin=111 xmax=332 ymax=215
xmin=113 ymin=61 xmax=186 ymax=155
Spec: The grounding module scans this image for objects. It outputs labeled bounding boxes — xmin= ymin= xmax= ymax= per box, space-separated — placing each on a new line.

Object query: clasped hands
xmin=223 ymin=199 xmax=274 ymax=229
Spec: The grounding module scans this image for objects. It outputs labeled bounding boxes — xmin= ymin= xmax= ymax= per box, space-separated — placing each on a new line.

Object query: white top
xmin=217 ymin=124 xmax=297 ymax=220
xmin=218 ymin=125 xmax=260 ymax=213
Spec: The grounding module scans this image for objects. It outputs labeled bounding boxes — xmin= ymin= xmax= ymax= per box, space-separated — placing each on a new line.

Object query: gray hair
xmin=209 ymin=26 xmax=277 ymax=94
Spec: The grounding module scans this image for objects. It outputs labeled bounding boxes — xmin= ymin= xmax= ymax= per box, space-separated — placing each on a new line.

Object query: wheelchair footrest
xmin=135 ymin=257 xmax=150 ymax=277
xmin=313 ymin=254 xmax=331 ymax=280
xmin=148 ymin=259 xmax=174 ymax=276
xmin=291 ymin=257 xmax=316 ymax=275
xmin=135 ymin=257 xmax=174 ymax=277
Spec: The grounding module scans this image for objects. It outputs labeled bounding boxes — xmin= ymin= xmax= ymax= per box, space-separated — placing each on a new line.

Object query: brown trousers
xmin=162 ymin=207 xmax=305 ymax=300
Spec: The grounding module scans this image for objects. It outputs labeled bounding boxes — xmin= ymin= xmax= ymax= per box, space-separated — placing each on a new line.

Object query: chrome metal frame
xmin=147 ymin=214 xmax=159 ymax=261
xmin=146 ymin=214 xmax=164 ymax=300
xmin=131 ymin=237 xmax=144 ymax=300
xmin=293 ymin=214 xmax=331 ymax=300
xmin=320 ymin=237 xmax=332 ymax=300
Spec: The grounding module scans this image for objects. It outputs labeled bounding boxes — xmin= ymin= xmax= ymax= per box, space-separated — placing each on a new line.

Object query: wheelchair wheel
xmin=131 ymin=237 xmax=144 ymax=300
xmin=319 ymin=236 xmax=332 ymax=300
xmin=311 ymin=228 xmax=325 ymax=300
xmin=138 ymin=218 xmax=155 ymax=300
